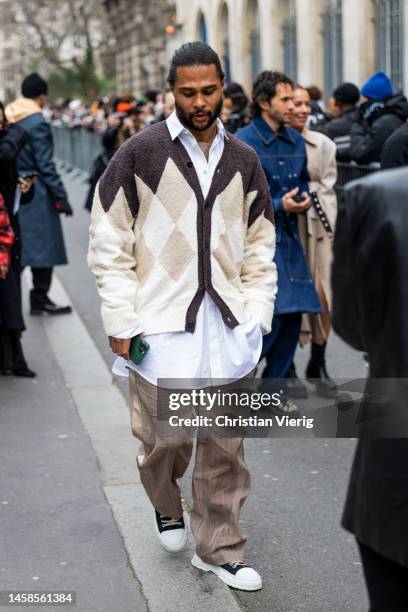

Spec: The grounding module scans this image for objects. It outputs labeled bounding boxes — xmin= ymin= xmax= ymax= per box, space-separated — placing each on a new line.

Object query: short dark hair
xmin=21 ymin=72 xmax=48 ymax=99
xmin=332 ymin=82 xmax=360 ymax=105
xmin=251 ymin=71 xmax=294 ymax=116
xmin=306 ymin=85 xmax=322 ymax=101
xmin=167 ymin=42 xmax=225 ymax=86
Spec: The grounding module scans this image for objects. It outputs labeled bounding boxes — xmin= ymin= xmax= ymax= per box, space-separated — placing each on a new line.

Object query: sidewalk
xmin=0 ymin=292 xmax=147 ymax=612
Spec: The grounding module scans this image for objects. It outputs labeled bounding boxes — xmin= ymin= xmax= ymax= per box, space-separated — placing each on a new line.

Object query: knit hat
xmin=21 ymin=73 xmax=48 ymax=99
xmin=361 ymin=71 xmax=393 ymax=100
xmin=333 ymin=82 xmax=360 ymax=104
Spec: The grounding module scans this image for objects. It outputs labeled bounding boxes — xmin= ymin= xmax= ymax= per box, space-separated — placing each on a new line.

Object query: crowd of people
xmin=1 ymin=41 xmax=408 ymax=608
xmin=45 ymin=68 xmax=408 ymax=171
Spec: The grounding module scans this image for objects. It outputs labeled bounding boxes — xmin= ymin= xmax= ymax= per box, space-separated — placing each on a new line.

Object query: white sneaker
xmin=154 ymin=510 xmax=188 ymax=553
xmin=191 ymin=553 xmax=262 ymax=591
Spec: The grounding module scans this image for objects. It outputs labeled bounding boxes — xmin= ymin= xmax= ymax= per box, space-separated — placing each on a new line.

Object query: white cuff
xmin=113 ymin=325 xmax=144 ymax=340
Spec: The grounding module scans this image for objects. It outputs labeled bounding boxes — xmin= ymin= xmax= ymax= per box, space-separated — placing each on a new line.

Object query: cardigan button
xmin=186 ymin=322 xmax=194 ymax=332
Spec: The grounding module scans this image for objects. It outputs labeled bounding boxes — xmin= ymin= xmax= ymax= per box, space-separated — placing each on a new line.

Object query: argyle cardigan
xmin=88 ymin=121 xmax=277 ymax=337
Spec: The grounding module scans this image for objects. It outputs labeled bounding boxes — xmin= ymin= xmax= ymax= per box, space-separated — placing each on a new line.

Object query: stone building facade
xmin=175 ymin=0 xmax=408 ymax=97
xmin=102 ymin=0 xmax=176 ymax=95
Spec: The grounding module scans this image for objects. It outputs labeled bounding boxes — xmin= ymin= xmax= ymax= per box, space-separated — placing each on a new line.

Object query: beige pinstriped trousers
xmin=128 ymin=370 xmax=251 ymax=565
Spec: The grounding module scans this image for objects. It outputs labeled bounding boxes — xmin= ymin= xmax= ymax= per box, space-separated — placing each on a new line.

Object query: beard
xmin=175 ymin=96 xmax=223 ymax=132
xmin=267 ymin=107 xmax=287 ymax=127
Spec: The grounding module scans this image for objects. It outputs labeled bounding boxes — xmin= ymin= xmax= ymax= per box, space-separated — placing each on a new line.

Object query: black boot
xmin=10 ymin=331 xmax=36 ymax=378
xmin=30 ymin=291 xmax=72 ymax=316
xmin=306 ymin=342 xmax=337 ymax=398
xmin=286 ymin=363 xmax=308 ymax=399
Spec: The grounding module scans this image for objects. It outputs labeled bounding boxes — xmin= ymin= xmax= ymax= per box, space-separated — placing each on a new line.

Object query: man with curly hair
xmin=237 ymin=71 xmax=321 ymax=411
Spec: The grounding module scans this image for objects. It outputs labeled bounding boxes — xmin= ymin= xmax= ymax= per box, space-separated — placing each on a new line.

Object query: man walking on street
xmin=6 ymin=73 xmax=72 ymax=315
xmin=237 ymin=72 xmax=321 ymax=411
xmin=88 ymin=43 xmax=277 ymax=591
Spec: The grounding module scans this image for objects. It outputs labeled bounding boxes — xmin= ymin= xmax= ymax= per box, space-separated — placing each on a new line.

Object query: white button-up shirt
xmin=113 ymin=111 xmax=262 ymax=383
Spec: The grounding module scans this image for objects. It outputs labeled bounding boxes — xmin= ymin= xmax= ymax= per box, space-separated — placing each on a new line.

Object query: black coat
xmin=313 ymin=108 xmax=359 ymax=161
xmin=17 ymin=112 xmax=68 ymax=267
xmin=349 ymin=94 xmax=408 ymax=164
xmin=0 ymin=123 xmax=29 ymax=213
xmin=332 ymin=168 xmax=408 ymax=567
xmin=0 ymin=124 xmax=32 ymax=330
xmin=381 ymin=122 xmax=408 ymax=169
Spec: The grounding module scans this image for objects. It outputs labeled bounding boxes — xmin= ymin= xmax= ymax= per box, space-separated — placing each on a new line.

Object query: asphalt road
xmin=40 ymin=166 xmax=369 ymax=611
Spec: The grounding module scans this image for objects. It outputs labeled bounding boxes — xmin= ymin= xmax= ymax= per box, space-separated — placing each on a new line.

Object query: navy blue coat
xmin=16 ymin=112 xmax=68 ymax=267
xmin=237 ymin=116 xmax=321 ymax=315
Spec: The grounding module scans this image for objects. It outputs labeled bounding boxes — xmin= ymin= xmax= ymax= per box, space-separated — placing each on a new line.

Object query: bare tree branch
xmin=13 ymin=0 xmax=108 ymax=72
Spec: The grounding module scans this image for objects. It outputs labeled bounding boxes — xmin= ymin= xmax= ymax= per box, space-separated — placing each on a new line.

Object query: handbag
xmin=310 ymin=191 xmax=333 ymax=236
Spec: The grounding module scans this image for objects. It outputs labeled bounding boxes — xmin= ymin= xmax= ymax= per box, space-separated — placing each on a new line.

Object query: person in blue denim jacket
xmin=237 ymin=71 xmax=321 ymax=414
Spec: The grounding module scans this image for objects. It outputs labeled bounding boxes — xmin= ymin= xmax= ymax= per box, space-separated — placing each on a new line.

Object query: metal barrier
xmin=52 ymin=126 xmax=103 ymax=173
xmin=51 ymin=126 xmax=381 ymax=193
xmin=335 ymin=161 xmax=380 ymax=203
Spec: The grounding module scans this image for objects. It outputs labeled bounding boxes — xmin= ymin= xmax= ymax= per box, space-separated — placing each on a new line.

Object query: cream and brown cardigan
xmin=88 ymin=121 xmax=277 ymax=337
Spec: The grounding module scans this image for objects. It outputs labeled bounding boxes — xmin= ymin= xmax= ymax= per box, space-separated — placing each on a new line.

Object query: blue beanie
xmin=361 ymin=71 xmax=393 ymax=100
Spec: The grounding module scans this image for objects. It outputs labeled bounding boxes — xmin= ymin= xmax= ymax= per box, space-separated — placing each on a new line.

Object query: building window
xmin=322 ymin=0 xmax=343 ymax=97
xmin=198 ymin=13 xmax=208 ymax=44
xmin=248 ymin=0 xmax=261 ymax=80
xmin=219 ymin=2 xmax=231 ymax=82
xmin=282 ymin=0 xmax=297 ymax=80
xmin=374 ymin=0 xmax=404 ymax=91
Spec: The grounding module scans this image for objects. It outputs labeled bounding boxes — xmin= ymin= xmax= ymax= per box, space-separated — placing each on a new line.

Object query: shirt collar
xmin=166 ymin=110 xmax=229 ymax=142
xmin=251 ymin=115 xmax=295 ymax=146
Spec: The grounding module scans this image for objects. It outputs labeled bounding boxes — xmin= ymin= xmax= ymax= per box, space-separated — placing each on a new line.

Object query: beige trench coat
xmin=297 ymin=128 xmax=337 ymax=343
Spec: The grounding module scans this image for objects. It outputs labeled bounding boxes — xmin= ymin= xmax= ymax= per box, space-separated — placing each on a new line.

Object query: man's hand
xmin=109 ymin=337 xmax=131 ymax=359
xmin=0 ymin=264 xmax=8 ymax=279
xmin=109 ymin=333 xmax=144 ymax=359
xmin=55 ymin=201 xmax=74 ymax=216
xmin=282 ymin=187 xmax=311 ymax=214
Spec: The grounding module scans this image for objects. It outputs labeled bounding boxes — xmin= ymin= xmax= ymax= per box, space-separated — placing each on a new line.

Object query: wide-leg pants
xmin=129 ymin=370 xmax=251 ymax=565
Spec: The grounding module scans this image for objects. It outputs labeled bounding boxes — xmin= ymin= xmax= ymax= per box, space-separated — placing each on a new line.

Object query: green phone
xmin=129 ymin=335 xmax=150 ymax=365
